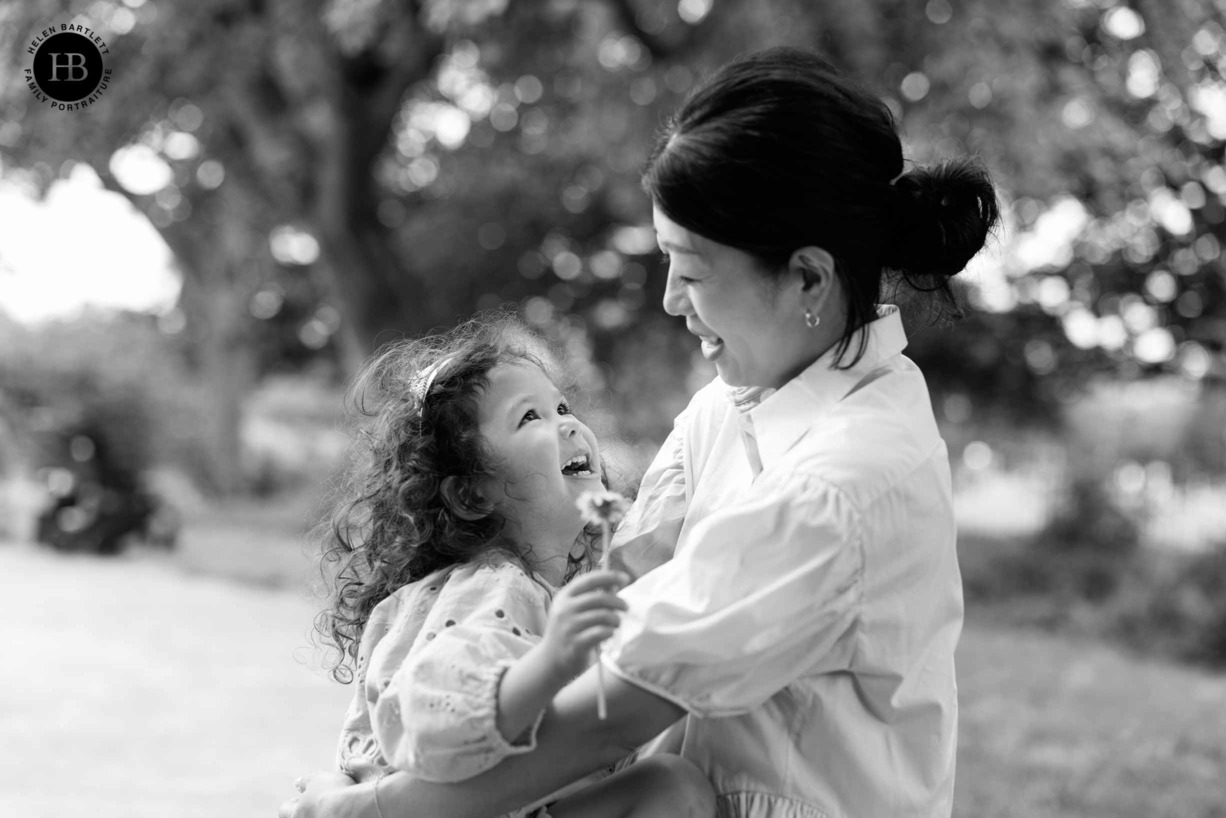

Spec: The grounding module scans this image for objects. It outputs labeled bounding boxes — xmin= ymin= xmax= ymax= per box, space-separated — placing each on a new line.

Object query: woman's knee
xmin=628 ymin=755 xmax=715 ymax=818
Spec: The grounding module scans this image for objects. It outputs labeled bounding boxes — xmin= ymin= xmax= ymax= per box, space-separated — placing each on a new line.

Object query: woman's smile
xmin=690 ymin=328 xmax=725 ymax=362
xmin=656 ymin=206 xmax=811 ymax=388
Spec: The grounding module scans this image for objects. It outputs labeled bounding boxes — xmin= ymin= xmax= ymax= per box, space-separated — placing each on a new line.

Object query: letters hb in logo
xmin=33 ymin=32 xmax=104 ymax=102
xmin=49 ymin=52 xmax=90 ymax=82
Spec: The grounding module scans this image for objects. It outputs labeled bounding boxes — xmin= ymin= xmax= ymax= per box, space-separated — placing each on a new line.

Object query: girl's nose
xmin=558 ymin=417 xmax=579 ymax=438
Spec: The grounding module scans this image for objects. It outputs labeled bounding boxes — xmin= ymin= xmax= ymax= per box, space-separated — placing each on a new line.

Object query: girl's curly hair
xmin=315 ymin=313 xmax=600 ymax=682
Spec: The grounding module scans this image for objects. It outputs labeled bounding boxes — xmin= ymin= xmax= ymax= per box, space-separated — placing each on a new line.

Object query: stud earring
xmin=804 ymin=309 xmax=820 ymax=329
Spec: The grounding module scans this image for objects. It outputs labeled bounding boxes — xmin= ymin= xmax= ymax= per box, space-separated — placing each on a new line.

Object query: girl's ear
xmin=439 ymin=476 xmax=492 ymax=521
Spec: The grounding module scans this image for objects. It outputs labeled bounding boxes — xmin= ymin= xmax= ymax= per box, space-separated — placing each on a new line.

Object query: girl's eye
xmin=557 ymin=402 xmax=571 ymax=416
xmin=519 ymin=409 xmax=540 ymax=427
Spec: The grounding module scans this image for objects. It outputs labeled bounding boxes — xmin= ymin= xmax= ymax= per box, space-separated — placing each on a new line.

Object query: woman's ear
xmin=788 ymin=246 xmax=838 ymax=314
xmin=439 ymin=476 xmax=492 ymax=521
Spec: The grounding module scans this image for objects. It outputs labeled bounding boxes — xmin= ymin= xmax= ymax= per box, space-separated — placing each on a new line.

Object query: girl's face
xmin=654 ymin=206 xmax=817 ymax=389
xmin=475 ymin=361 xmax=602 ymax=569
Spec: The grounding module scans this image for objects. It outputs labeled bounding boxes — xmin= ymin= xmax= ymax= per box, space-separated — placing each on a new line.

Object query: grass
xmin=4 ymin=497 xmax=1224 ymax=818
xmin=954 ymin=625 xmax=1226 ymax=817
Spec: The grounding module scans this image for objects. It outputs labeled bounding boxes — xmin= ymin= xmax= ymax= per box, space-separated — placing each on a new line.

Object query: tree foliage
xmin=2 ymin=0 xmax=1225 ymax=449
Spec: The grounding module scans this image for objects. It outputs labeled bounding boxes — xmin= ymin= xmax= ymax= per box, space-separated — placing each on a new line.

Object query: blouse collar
xmin=729 ymin=305 xmax=908 ymax=470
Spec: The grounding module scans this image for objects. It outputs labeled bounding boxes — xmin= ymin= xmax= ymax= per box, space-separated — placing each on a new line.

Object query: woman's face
xmin=654 ymin=206 xmax=814 ymax=389
xmin=475 ymin=361 xmax=602 ymax=564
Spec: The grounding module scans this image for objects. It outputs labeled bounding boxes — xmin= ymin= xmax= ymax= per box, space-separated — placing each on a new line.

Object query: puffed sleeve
xmin=370 ymin=562 xmax=551 ymax=782
xmin=603 ymin=471 xmax=864 ymax=718
xmin=335 ymin=596 xmax=401 ymax=781
xmin=608 ymin=406 xmax=690 ymax=579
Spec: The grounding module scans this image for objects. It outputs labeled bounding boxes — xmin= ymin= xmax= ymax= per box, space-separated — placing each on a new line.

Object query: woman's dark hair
xmin=314 ymin=312 xmax=598 ymax=682
xmin=643 ymin=46 xmax=1001 ymax=366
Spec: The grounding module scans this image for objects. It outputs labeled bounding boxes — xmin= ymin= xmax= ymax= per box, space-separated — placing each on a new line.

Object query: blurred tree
xmin=3 ymin=0 xmax=1224 ymax=466
xmin=882 ymin=0 xmax=1226 ymax=402
xmin=0 ymin=0 xmax=728 ymax=477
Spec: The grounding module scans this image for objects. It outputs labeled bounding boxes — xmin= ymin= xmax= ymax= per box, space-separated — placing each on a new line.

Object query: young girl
xmin=315 ymin=315 xmax=714 ymax=818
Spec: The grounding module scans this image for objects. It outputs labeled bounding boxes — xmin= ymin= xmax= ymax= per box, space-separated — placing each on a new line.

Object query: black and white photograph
xmin=1 ymin=2 xmax=1224 ymax=816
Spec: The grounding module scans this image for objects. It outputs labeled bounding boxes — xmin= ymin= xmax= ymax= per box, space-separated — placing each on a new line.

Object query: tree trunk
xmin=196 ymin=284 xmax=255 ymax=495
xmin=313 ymin=97 xmax=436 ymax=355
xmin=157 ymin=187 xmax=266 ymax=496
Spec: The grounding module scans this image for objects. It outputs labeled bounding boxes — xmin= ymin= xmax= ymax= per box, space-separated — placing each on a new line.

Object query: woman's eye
xmin=663 ymin=257 xmax=699 ymax=284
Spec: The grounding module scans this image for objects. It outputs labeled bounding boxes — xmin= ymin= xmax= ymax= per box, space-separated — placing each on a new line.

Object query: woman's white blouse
xmin=335 ymin=557 xmax=553 ymax=785
xmin=603 ymin=307 xmax=964 ymax=818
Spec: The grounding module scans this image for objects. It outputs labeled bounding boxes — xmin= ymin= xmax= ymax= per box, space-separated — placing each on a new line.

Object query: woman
xmin=284 ymin=46 xmax=999 ymax=818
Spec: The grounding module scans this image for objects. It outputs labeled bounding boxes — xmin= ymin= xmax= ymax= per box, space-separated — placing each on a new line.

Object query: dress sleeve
xmin=336 ymin=672 xmax=382 ymax=781
xmin=608 ymin=405 xmax=690 ymax=579
xmin=603 ymin=471 xmax=864 ymax=718
xmin=335 ymin=597 xmax=401 ymax=782
xmin=370 ymin=562 xmax=550 ymax=783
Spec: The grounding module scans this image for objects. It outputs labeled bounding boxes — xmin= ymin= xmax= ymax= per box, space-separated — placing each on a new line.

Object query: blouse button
xmin=425 ymin=632 xmax=436 ymax=641
xmin=444 ymin=620 xmax=456 ymax=627
xmin=494 ymin=609 xmax=505 ymax=618
xmin=512 ymin=627 xmax=521 ymax=636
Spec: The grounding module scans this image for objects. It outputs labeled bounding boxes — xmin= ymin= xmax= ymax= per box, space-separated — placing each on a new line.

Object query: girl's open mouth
xmin=561 ymin=453 xmax=595 ymax=478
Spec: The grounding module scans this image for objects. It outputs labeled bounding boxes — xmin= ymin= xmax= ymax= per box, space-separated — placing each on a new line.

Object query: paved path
xmin=0 ymin=543 xmax=351 ymax=818
xmin=4 ymin=540 xmax=1225 ymax=818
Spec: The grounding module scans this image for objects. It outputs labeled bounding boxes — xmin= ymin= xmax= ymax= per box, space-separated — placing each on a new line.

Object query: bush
xmin=961 ymin=474 xmax=1226 ymax=669
xmin=0 ymin=314 xmax=214 ymax=542
xmin=1024 ymin=475 xmax=1142 ymax=602
xmin=1116 ymin=544 xmax=1226 ymax=668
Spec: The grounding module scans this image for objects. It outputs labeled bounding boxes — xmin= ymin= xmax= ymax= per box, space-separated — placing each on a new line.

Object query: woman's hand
xmin=278 ymin=771 xmax=365 ymax=818
xmin=540 ymin=569 xmax=628 ymax=680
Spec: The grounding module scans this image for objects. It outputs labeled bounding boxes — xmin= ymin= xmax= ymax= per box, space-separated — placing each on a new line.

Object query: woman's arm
xmin=296 ymin=668 xmax=685 ymax=818
xmin=607 ymin=401 xmax=694 ymax=579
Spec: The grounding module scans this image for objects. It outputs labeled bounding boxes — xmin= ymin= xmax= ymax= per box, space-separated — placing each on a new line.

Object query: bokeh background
xmin=2 ymin=1 xmax=1225 ymax=816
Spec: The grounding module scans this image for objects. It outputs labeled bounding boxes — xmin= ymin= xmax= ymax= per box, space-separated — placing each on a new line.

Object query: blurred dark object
xmin=33 ymin=427 xmax=180 ymax=556
xmin=0 ymin=315 xmax=218 ymax=489
xmin=1 ymin=317 xmax=203 ymax=551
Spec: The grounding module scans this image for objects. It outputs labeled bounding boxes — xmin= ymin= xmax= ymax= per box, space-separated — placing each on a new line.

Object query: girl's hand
xmin=278 ymin=771 xmax=360 ymax=818
xmin=541 ymin=570 xmax=629 ymax=681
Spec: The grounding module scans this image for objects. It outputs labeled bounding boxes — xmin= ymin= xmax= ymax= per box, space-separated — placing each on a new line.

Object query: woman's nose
xmin=661 ymin=267 xmax=689 ymax=317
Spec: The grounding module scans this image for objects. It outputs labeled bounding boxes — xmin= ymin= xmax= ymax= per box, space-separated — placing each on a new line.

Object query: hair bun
xmin=883 ymin=158 xmax=1000 ymax=279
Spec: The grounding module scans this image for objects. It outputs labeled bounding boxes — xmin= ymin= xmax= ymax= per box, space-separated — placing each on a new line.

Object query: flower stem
xmin=597 ymin=520 xmax=610 ymax=719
